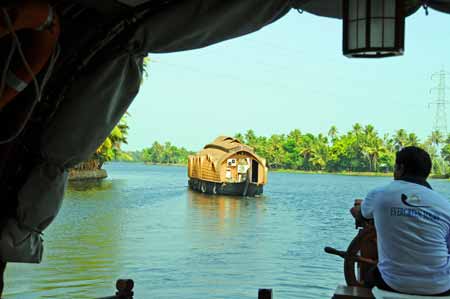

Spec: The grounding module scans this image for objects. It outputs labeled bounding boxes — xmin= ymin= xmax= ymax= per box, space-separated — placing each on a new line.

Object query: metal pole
xmin=95 ymin=279 xmax=134 ymax=299
xmin=258 ymin=289 xmax=273 ymax=299
xmin=0 ymin=261 xmax=6 ymax=299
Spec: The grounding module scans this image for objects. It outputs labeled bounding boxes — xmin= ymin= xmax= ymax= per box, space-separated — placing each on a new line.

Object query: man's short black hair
xmin=395 ymin=146 xmax=432 ymax=178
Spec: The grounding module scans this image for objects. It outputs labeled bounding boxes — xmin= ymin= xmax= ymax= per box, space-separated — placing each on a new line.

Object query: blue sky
xmin=125 ymin=8 xmax=450 ymax=151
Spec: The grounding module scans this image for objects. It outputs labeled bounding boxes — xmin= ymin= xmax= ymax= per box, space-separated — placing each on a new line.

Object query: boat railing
xmin=94 ymin=280 xmax=275 ymax=299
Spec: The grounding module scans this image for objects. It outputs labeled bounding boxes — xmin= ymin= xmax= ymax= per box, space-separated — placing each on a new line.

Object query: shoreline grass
xmin=270 ymin=168 xmax=449 ymax=179
xmin=118 ymin=162 xmax=450 ymax=180
xmin=270 ymin=168 xmax=393 ymax=177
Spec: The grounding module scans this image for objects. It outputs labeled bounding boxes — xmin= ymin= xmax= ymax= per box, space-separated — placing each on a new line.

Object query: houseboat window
xmin=227 ymin=159 xmax=236 ymax=167
xmin=251 ymin=160 xmax=259 ymax=183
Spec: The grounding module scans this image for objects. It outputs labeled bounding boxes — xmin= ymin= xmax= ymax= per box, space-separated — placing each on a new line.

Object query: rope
xmin=40 ymin=43 xmax=60 ymax=95
xmin=0 ymin=8 xmax=59 ymax=144
xmin=1 ymin=8 xmax=41 ymax=101
xmin=0 ymin=38 xmax=16 ymax=99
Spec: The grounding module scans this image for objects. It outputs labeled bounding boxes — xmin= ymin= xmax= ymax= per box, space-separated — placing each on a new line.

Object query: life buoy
xmin=0 ymin=0 xmax=60 ymax=110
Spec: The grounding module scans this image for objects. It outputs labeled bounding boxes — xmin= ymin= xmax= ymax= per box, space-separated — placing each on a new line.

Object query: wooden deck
xmin=332 ymin=285 xmax=374 ymax=299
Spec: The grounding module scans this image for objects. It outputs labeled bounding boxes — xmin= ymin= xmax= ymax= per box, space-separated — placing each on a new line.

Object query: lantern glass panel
xmin=383 ymin=19 xmax=396 ymax=47
xmin=357 ymin=21 xmax=366 ymax=48
xmin=384 ymin=0 xmax=396 ymax=17
xmin=370 ymin=19 xmax=383 ymax=48
xmin=349 ymin=0 xmax=358 ymax=20
xmin=358 ymin=0 xmax=367 ymax=19
xmin=371 ymin=0 xmax=383 ymax=18
xmin=349 ymin=21 xmax=357 ymax=50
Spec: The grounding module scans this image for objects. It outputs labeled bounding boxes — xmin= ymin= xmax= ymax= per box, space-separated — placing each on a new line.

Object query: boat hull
xmin=188 ymin=178 xmax=263 ymax=197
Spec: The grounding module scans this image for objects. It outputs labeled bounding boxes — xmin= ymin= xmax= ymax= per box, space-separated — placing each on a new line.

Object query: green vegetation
xmin=71 ymin=116 xmax=131 ymax=172
xmin=232 ymin=125 xmax=450 ymax=177
xmin=110 ymin=122 xmax=450 ymax=178
xmin=95 ymin=116 xmax=132 ymax=166
xmin=140 ymin=142 xmax=194 ymax=164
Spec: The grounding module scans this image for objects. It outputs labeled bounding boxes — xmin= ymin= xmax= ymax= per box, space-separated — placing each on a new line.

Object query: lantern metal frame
xmin=343 ymin=0 xmax=405 ymax=58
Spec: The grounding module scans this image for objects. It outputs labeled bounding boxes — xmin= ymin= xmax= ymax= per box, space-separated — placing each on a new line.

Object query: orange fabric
xmin=0 ymin=0 xmax=60 ymax=109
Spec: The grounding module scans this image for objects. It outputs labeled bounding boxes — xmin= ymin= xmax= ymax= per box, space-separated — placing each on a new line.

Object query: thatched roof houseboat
xmin=188 ymin=136 xmax=268 ymax=197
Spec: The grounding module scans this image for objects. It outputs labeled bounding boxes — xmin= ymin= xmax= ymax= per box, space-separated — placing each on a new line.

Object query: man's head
xmin=394 ymin=146 xmax=432 ymax=180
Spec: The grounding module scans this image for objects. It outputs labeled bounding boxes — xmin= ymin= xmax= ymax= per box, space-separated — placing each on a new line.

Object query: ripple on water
xmin=5 ymin=164 xmax=450 ymax=298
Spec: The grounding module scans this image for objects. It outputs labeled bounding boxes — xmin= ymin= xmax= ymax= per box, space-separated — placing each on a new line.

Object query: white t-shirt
xmin=361 ymin=180 xmax=450 ymax=295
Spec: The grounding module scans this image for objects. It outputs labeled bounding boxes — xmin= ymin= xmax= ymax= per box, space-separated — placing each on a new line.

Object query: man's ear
xmin=394 ymin=163 xmax=405 ymax=179
xmin=397 ymin=164 xmax=405 ymax=176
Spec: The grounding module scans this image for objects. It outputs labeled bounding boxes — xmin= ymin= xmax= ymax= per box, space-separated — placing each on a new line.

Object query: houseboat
xmin=188 ymin=136 xmax=268 ymax=196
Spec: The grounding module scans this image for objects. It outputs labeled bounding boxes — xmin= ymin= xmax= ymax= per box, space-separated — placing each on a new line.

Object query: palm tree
xmin=363 ymin=137 xmax=386 ymax=172
xmin=95 ymin=116 xmax=130 ymax=166
xmin=406 ymin=133 xmax=419 ymax=147
xmin=364 ymin=124 xmax=375 ymax=136
xmin=328 ymin=125 xmax=338 ymax=143
xmin=430 ymin=130 xmax=444 ymax=148
xmin=234 ymin=132 xmax=245 ymax=143
xmin=394 ymin=129 xmax=408 ymax=151
xmin=244 ymin=129 xmax=257 ymax=145
xmin=382 ymin=133 xmax=395 ymax=152
xmin=288 ymin=129 xmax=302 ymax=141
xmin=352 ymin=123 xmax=363 ymax=136
xmin=310 ymin=136 xmax=328 ymax=170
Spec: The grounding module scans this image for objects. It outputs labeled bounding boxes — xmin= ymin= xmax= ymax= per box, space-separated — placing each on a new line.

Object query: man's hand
xmin=350 ymin=199 xmax=363 ymax=219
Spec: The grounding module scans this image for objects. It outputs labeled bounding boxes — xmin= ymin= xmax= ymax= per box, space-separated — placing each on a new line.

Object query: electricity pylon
xmin=429 ymin=69 xmax=450 ymax=137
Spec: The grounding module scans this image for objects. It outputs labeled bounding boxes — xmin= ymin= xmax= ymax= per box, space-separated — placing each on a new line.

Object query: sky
xmin=124 ymin=8 xmax=450 ymax=152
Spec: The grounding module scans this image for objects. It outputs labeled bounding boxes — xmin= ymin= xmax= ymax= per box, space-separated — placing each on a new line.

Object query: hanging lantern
xmin=343 ymin=0 xmax=405 ymax=58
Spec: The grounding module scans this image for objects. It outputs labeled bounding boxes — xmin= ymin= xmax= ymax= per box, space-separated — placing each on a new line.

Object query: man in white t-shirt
xmin=351 ymin=146 xmax=450 ymax=296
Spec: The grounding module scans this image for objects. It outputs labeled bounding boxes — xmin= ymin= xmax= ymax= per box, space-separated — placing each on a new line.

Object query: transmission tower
xmin=429 ymin=69 xmax=450 ymax=137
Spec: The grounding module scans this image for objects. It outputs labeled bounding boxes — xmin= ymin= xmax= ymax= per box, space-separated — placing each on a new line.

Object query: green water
xmin=4 ymin=163 xmax=450 ymax=298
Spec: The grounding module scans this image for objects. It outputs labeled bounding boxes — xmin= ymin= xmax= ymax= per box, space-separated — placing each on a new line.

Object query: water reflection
xmin=67 ymin=179 xmax=114 ymax=193
xmin=6 ymin=179 xmax=128 ymax=299
xmin=187 ymin=190 xmax=267 ymax=235
xmin=6 ymin=164 xmax=428 ymax=299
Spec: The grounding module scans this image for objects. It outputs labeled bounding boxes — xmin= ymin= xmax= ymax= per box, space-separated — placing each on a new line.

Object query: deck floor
xmin=332 ymin=285 xmax=374 ymax=299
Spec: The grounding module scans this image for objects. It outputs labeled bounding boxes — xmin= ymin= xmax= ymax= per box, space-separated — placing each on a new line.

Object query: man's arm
xmin=350 ymin=199 xmax=369 ymax=223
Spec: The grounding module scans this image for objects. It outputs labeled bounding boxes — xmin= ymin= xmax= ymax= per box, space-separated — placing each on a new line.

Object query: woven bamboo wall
xmin=188 ymin=155 xmax=221 ymax=183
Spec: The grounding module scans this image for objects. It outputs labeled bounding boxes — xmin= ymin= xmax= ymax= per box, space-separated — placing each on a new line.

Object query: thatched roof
xmin=205 ymin=136 xmax=253 ymax=152
xmin=192 ymin=136 xmax=266 ymax=168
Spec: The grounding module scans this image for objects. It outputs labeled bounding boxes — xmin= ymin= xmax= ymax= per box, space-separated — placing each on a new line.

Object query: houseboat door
xmin=251 ymin=160 xmax=259 ymax=183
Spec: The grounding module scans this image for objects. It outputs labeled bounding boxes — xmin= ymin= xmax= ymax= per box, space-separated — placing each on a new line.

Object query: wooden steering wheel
xmin=343 ymin=222 xmax=378 ymax=286
xmin=325 ymin=219 xmax=378 ymax=287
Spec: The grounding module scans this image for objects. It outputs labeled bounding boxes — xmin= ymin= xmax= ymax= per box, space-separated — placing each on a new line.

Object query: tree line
xmin=233 ymin=125 xmax=449 ymax=175
xmin=124 ymin=124 xmax=450 ymax=176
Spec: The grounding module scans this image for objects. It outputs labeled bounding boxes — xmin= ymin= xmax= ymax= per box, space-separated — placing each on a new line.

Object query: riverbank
xmin=270 ymin=168 xmax=392 ymax=177
xmin=68 ymin=169 xmax=108 ymax=181
xmin=135 ymin=162 xmax=450 ymax=179
xmin=143 ymin=162 xmax=186 ymax=167
xmin=270 ymin=168 xmax=449 ymax=179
